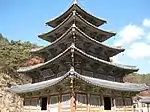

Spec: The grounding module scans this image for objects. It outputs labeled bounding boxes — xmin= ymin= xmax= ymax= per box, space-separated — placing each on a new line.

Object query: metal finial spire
xmin=74 ymin=0 xmax=78 ymax=4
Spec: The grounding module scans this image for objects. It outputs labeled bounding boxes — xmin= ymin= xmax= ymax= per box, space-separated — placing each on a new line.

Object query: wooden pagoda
xmin=9 ymin=1 xmax=148 ymax=112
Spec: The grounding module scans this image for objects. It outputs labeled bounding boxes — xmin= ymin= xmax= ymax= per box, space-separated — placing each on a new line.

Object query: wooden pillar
xmin=47 ymin=96 xmax=50 ymax=112
xmin=113 ymin=97 xmax=117 ymax=111
xmin=122 ymin=98 xmax=126 ymax=112
xmin=147 ymin=103 xmax=150 ymax=112
xmin=29 ymin=96 xmax=31 ymax=112
xmin=87 ymin=93 xmax=90 ymax=112
xmin=101 ymin=94 xmax=104 ymax=110
xmin=58 ymin=92 xmax=61 ymax=112
xmin=70 ymin=92 xmax=76 ymax=112
xmin=70 ymin=76 xmax=76 ymax=112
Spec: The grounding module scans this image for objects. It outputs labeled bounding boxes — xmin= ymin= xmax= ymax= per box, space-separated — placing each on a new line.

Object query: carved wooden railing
xmin=116 ymin=106 xmax=133 ymax=112
xmin=24 ymin=106 xmax=41 ymax=112
xmin=24 ymin=105 xmax=133 ymax=112
xmin=61 ymin=106 xmax=70 ymax=112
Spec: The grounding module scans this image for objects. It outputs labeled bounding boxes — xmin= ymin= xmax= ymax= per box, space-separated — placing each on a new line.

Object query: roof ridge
xmin=73 ymin=0 xmax=78 ymax=4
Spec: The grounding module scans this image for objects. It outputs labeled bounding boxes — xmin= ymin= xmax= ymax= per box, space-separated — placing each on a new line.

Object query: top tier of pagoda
xmin=17 ymin=1 xmax=138 ymax=82
xmin=47 ymin=0 xmax=106 ymax=28
xmin=39 ymin=2 xmax=114 ymax=43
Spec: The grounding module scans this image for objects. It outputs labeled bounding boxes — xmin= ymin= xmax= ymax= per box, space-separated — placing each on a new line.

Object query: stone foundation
xmin=0 ymin=73 xmax=31 ymax=112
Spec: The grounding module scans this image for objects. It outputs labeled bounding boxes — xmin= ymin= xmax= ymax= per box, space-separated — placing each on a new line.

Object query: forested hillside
xmin=0 ymin=33 xmax=38 ymax=73
xmin=124 ymin=73 xmax=150 ymax=84
xmin=0 ymin=33 xmax=37 ymax=112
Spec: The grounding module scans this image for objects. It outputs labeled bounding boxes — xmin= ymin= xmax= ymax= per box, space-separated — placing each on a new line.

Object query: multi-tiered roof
xmin=9 ymin=1 xmax=148 ymax=93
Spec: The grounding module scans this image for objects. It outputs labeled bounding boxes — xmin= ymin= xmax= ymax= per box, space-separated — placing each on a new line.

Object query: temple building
xmin=9 ymin=1 xmax=148 ymax=112
xmin=133 ymin=89 xmax=150 ymax=112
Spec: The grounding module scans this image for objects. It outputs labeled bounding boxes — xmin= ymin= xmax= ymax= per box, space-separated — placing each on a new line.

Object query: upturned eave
xmin=18 ymin=45 xmax=72 ymax=73
xmin=32 ymin=25 xmax=124 ymax=57
xmin=76 ymin=12 xmax=116 ymax=38
xmin=39 ymin=12 xmax=115 ymax=43
xmin=46 ymin=3 xmax=106 ymax=28
xmin=32 ymin=26 xmax=73 ymax=53
xmin=18 ymin=45 xmax=138 ymax=73
xmin=9 ymin=68 xmax=148 ymax=93
xmin=38 ymin=13 xmax=73 ymax=42
xmin=74 ymin=46 xmax=139 ymax=72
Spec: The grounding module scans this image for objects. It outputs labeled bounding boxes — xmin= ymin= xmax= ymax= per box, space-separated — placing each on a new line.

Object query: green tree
xmin=0 ymin=33 xmax=38 ymax=73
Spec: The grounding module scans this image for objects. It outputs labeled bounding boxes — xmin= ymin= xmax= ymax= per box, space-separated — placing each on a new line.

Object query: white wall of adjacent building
xmin=134 ymin=102 xmax=150 ymax=112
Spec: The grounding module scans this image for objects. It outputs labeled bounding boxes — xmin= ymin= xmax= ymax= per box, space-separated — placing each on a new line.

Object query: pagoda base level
xmin=23 ymin=91 xmax=134 ymax=112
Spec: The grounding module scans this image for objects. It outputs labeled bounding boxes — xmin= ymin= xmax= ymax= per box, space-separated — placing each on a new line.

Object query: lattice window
xmin=31 ymin=98 xmax=38 ymax=106
xmin=116 ymin=98 xmax=124 ymax=106
xmin=124 ymin=98 xmax=132 ymax=106
xmin=51 ymin=96 xmax=58 ymax=105
xmin=62 ymin=94 xmax=70 ymax=106
xmin=76 ymin=94 xmax=87 ymax=105
xmin=24 ymin=98 xmax=30 ymax=106
xmin=61 ymin=94 xmax=70 ymax=112
xmin=90 ymin=95 xmax=101 ymax=106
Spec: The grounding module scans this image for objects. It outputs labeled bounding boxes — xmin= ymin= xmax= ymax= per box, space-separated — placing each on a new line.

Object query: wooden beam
xmin=87 ymin=93 xmax=90 ymax=112
xmin=101 ymin=94 xmax=104 ymax=110
xmin=47 ymin=96 xmax=50 ymax=112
